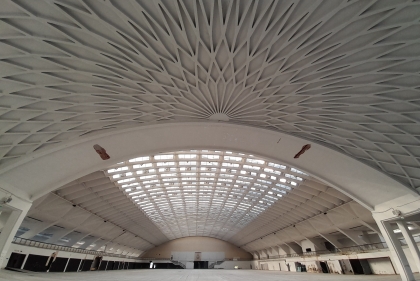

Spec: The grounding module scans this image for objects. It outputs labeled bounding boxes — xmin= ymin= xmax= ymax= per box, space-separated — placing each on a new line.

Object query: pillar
xmin=397 ymin=221 xmax=420 ymax=273
xmin=375 ymin=218 xmax=415 ymax=281
xmin=0 ymin=200 xmax=31 ymax=267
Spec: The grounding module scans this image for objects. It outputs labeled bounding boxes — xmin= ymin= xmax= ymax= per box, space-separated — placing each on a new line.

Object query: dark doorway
xmin=194 ymin=261 xmax=208 ymax=269
xmin=349 ymin=259 xmax=372 ymax=275
xmin=23 ymin=254 xmax=48 ymax=272
xmin=80 ymin=259 xmax=93 ymax=271
xmin=295 ymin=262 xmax=306 ymax=272
xmin=65 ymin=259 xmax=81 ymax=272
xmin=113 ymin=261 xmax=120 ymax=270
xmin=320 ymin=261 xmax=329 ymax=273
xmin=106 ymin=261 xmax=114 ymax=270
xmin=350 ymin=259 xmax=364 ymax=274
xmin=360 ymin=259 xmax=372 ymax=275
xmin=6 ymin=253 xmax=26 ymax=269
xmin=91 ymin=256 xmax=102 ymax=271
xmin=99 ymin=260 xmax=108 ymax=270
xmin=49 ymin=257 xmax=68 ymax=272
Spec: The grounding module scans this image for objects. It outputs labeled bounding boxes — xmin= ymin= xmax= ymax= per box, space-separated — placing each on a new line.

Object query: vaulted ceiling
xmin=0 ymin=0 xmax=419 ymax=191
xmin=26 ymin=149 xmax=361 ymax=255
xmin=1 ymin=0 xmax=420 ymax=256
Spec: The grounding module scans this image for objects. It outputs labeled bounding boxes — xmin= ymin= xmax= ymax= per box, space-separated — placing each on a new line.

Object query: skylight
xmin=106 ymin=150 xmax=307 ymax=240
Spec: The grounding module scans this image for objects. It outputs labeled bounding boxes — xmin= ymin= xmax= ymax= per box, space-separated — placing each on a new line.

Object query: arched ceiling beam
xmin=0 ymin=122 xmax=417 ymax=210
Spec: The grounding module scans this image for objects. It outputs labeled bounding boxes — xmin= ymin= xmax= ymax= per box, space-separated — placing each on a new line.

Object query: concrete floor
xmin=0 ymin=269 xmax=419 ymax=281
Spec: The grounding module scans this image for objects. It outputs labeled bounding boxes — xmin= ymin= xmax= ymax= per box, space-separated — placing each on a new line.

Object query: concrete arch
xmin=0 ymin=122 xmax=415 ymax=209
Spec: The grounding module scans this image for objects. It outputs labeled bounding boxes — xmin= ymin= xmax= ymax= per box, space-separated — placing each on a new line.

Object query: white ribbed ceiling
xmin=24 ymin=149 xmax=356 ymax=254
xmin=1 ymin=0 xmax=420 ymax=192
xmin=107 ymin=150 xmax=306 ymax=240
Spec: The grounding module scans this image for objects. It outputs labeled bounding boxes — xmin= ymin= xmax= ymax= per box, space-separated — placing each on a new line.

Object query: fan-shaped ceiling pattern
xmin=0 ymin=0 xmax=420 ymax=191
xmin=107 ymin=150 xmax=307 ymax=240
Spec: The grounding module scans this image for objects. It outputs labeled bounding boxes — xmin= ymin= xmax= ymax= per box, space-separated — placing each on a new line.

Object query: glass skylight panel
xmin=224 ymin=156 xmax=242 ymax=161
xmin=154 ymin=155 xmax=173 ymax=160
xmin=107 ymin=150 xmax=307 ymax=239
xmin=222 ymin=162 xmax=239 ymax=167
xmin=129 ymin=156 xmax=150 ymax=162
xmin=202 ymin=154 xmax=219 ymax=159
xmin=108 ymin=166 xmax=128 ymax=173
xmin=268 ymin=162 xmax=286 ymax=169
xmin=204 ymin=162 xmax=222 ymax=168
xmin=157 ymin=162 xmax=175 ymax=166
xmin=291 ymin=168 xmax=308 ymax=175
xmin=246 ymin=159 xmax=265 ymax=165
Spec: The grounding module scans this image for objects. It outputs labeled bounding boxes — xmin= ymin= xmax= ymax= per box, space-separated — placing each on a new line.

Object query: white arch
xmin=0 ymin=122 xmax=415 ymax=210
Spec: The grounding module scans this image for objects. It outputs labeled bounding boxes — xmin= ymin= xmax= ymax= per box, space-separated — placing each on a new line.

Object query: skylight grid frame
xmin=106 ymin=150 xmax=308 ymax=240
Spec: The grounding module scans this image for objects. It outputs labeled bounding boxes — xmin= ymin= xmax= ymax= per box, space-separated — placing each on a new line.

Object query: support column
xmin=0 ymin=212 xmax=10 ymax=230
xmin=0 ymin=202 xmax=31 ymax=267
xmin=375 ymin=219 xmax=415 ymax=281
xmin=397 ymin=221 xmax=420 ymax=273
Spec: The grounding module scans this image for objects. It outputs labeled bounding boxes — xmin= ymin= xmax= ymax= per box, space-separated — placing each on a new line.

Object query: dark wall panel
xmin=155 ymin=262 xmax=184 ymax=269
xmin=23 ymin=254 xmax=48 ymax=272
xmin=49 ymin=257 xmax=68 ymax=272
xmin=113 ymin=261 xmax=120 ymax=270
xmin=65 ymin=259 xmax=81 ymax=272
xmin=6 ymin=253 xmax=26 ymax=269
xmin=99 ymin=260 xmax=108 ymax=270
xmin=107 ymin=261 xmax=115 ymax=270
xmin=81 ymin=259 xmax=93 ymax=271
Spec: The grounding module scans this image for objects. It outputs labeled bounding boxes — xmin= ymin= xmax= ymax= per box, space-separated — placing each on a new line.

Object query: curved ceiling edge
xmin=0 ymin=122 xmax=417 ymax=209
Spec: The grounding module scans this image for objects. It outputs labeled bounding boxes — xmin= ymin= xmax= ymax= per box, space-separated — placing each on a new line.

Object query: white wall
xmin=252 ymin=243 xmax=420 ymax=276
xmin=326 ymin=260 xmax=343 ymax=274
xmin=301 ymin=240 xmax=315 ymax=252
xmin=172 ymin=251 xmax=224 ymax=262
xmin=141 ymin=237 xmax=252 ymax=260
xmin=279 ymin=260 xmax=287 ymax=271
xmin=368 ymin=258 xmax=395 ymax=275
xmin=340 ymin=259 xmax=353 ymax=274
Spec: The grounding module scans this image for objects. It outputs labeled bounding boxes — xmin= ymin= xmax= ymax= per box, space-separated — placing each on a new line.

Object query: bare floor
xmin=0 ymin=269 xmax=419 ymax=281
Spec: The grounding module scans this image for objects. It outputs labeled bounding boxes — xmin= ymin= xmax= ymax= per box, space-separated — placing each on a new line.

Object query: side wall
xmin=253 ymin=246 xmax=420 ymax=275
xmin=3 ymin=243 xmax=145 ymax=270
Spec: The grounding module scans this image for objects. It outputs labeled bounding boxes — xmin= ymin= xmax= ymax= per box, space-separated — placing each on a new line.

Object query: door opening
xmin=320 ymin=261 xmax=329 ymax=273
xmin=193 ymin=261 xmax=208 ymax=269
